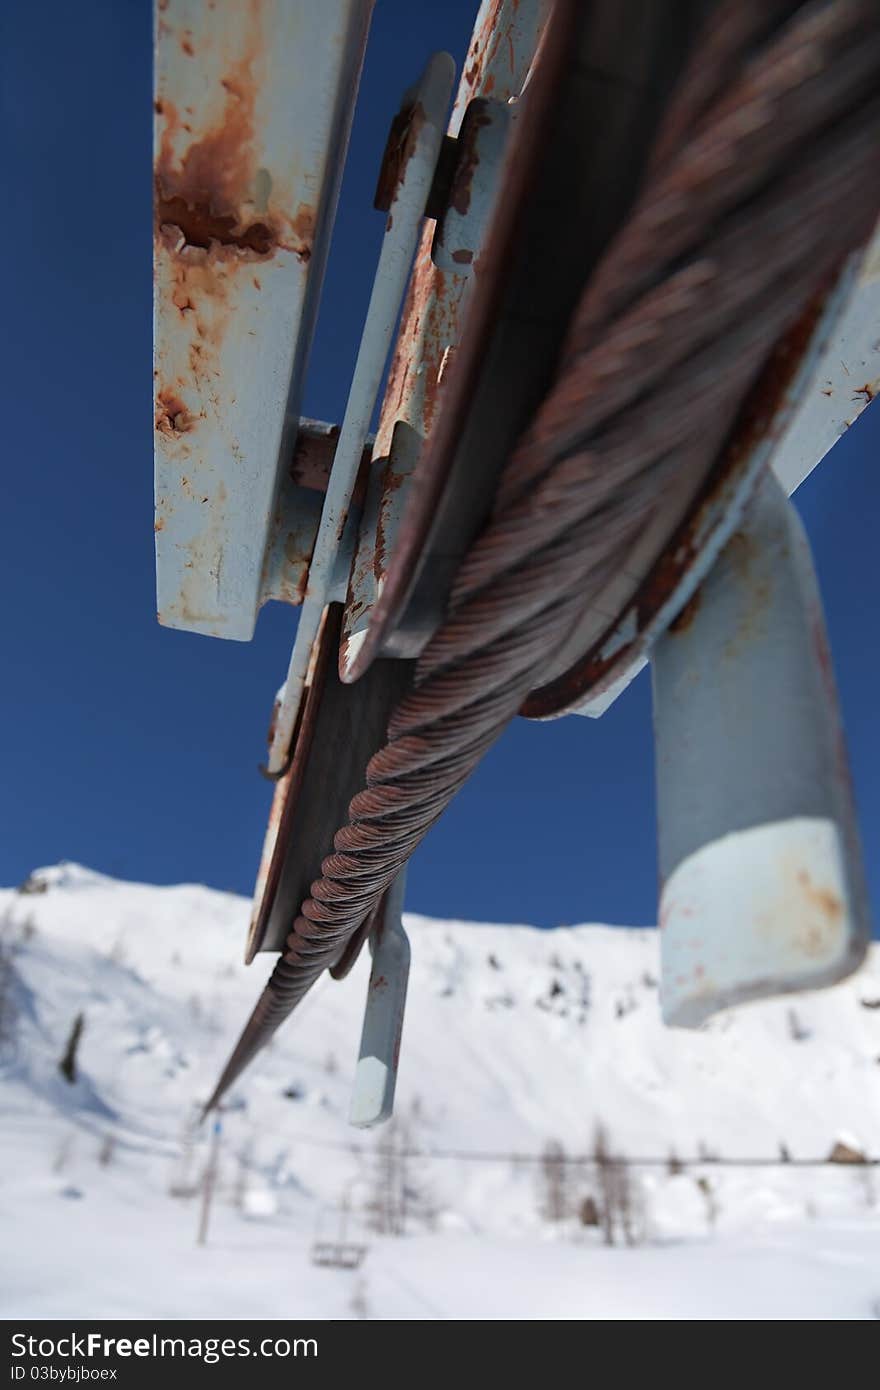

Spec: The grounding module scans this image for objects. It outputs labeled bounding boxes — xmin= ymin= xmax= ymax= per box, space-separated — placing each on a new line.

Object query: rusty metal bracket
xmin=349 ymin=871 xmax=410 ymax=1129
xmin=264 ymin=52 xmax=456 ymax=776
xmin=340 ymin=0 xmax=549 ymax=682
xmin=653 ymin=471 xmax=870 ymax=1027
xmin=153 ymin=0 xmax=375 ymax=641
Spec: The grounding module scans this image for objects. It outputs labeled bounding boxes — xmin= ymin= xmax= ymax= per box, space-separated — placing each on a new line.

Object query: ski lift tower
xmin=154 ymin=0 xmax=880 ymax=1126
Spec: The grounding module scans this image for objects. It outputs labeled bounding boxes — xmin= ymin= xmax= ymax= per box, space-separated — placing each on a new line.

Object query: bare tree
xmin=540 ymin=1140 xmax=570 ymax=1223
xmin=696 ymin=1175 xmax=720 ymax=1231
xmin=614 ymin=1159 xmax=642 ymax=1248
xmin=592 ymin=1123 xmax=644 ymax=1247
xmin=233 ymin=1137 xmax=255 ymax=1210
xmin=593 ymin=1124 xmax=616 ymax=1245
xmin=58 ymin=1012 xmax=85 ymax=1085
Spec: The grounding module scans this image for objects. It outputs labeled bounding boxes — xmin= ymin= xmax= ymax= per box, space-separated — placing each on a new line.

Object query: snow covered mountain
xmin=2 ymin=863 xmax=879 ymax=1320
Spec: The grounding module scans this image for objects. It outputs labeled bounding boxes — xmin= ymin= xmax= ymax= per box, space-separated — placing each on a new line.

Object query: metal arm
xmin=349 ymin=871 xmax=411 ymax=1128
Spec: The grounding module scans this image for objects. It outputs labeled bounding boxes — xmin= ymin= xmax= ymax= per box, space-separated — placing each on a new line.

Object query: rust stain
xmin=153 ymin=8 xmax=314 ymax=373
xmin=155 ymin=65 xmax=282 ymax=256
xmin=725 ymin=285 xmax=832 ymax=470
xmin=290 ymin=202 xmax=315 ymax=259
xmin=188 ymin=339 xmax=206 ymax=380
xmin=281 ymin=532 xmax=311 ymax=605
xmin=154 ymin=0 xmax=314 ymax=262
xmin=373 ymin=101 xmax=427 ymax=214
xmin=462 ymin=0 xmax=517 ymax=97
xmin=720 ymin=530 xmax=773 ymax=659
xmin=375 ymin=246 xmax=429 ymax=446
xmin=668 ymin=587 xmax=701 ymax=634
xmin=795 ymin=868 xmax=843 ymax=927
xmin=290 ymin=427 xmax=337 ymax=493
xmin=155 ymin=388 xmax=195 ymax=438
xmin=449 ymin=99 xmax=491 ymax=217
xmin=288 ymin=424 xmax=374 ymax=501
xmin=373 ymin=455 xmax=410 ymax=584
xmin=750 ymin=857 xmax=847 ymax=964
xmin=420 ymin=275 xmax=455 ymax=436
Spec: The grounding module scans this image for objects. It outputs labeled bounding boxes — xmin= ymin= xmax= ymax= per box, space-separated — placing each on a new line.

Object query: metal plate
xmin=339 ymin=0 xmax=551 ymax=681
xmin=154 ymin=0 xmax=373 ymax=639
xmin=654 ymin=474 xmax=869 ymax=1025
xmin=340 ymin=0 xmax=711 ymax=681
xmin=264 ymin=52 xmax=456 ymax=774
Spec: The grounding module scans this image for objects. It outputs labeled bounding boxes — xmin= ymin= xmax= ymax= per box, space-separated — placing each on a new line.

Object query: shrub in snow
xmin=696 ymin=1175 xmax=720 ymax=1231
xmin=787 ymin=1008 xmax=811 ymax=1042
xmin=17 ymin=874 xmax=47 ymax=896
xmin=578 ymin=1194 xmax=600 ymax=1228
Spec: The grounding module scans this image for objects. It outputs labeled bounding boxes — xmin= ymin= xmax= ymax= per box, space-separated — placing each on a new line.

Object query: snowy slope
xmin=1 ymin=863 xmax=879 ymax=1321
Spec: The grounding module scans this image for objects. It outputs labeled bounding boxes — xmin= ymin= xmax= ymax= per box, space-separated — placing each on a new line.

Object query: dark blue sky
xmin=2 ymin=0 xmax=878 ymax=932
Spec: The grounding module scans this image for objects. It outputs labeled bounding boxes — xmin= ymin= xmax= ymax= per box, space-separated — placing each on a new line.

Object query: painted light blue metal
xmin=653 ymin=472 xmax=870 ymax=1027
xmin=771 ymin=227 xmax=880 ymax=495
xmin=265 ymin=53 xmax=457 ymax=775
xmin=153 ymin=0 xmax=374 ymax=640
xmin=349 ymin=872 xmax=411 ymax=1129
xmin=432 ymin=98 xmax=513 ymax=273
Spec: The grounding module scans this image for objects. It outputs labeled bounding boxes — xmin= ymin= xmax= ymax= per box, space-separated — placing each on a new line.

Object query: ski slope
xmin=1 ymin=863 xmax=879 ymax=1320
